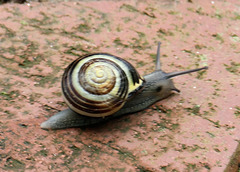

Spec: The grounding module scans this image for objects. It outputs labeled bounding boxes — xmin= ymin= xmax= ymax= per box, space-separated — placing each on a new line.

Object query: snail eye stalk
xmin=155 ymin=42 xmax=161 ymax=71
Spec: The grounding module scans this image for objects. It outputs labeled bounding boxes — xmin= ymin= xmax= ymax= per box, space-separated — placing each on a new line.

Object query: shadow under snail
xmin=41 ymin=42 xmax=208 ymax=130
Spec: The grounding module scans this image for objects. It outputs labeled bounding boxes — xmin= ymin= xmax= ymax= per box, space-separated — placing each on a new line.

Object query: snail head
xmin=143 ymin=42 xmax=208 ymax=101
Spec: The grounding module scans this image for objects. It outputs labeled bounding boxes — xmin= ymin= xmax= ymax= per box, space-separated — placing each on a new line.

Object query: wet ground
xmin=0 ymin=0 xmax=240 ymax=171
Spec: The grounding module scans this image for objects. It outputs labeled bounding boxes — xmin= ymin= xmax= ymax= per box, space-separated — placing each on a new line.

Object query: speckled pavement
xmin=0 ymin=0 xmax=240 ymax=171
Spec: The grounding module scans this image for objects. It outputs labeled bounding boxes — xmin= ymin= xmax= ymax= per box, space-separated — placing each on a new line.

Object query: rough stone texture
xmin=0 ymin=0 xmax=240 ymax=171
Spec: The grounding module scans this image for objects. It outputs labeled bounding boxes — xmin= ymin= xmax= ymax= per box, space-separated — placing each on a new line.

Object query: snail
xmin=41 ymin=42 xmax=208 ymax=130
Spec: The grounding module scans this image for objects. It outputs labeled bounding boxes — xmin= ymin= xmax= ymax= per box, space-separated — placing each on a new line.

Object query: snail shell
xmin=62 ymin=53 xmax=145 ymax=117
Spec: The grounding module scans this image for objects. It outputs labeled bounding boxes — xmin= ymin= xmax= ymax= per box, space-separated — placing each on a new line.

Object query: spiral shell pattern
xmin=62 ymin=53 xmax=145 ymax=117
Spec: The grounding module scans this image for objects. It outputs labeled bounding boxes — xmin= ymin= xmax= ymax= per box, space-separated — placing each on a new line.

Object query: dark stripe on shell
xmin=109 ymin=54 xmax=142 ymax=86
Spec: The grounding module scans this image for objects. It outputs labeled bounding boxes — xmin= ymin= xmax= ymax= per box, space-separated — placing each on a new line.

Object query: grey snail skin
xmin=41 ymin=42 xmax=208 ymax=130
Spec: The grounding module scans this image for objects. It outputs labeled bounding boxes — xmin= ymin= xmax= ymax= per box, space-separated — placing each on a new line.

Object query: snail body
xmin=41 ymin=42 xmax=208 ymax=129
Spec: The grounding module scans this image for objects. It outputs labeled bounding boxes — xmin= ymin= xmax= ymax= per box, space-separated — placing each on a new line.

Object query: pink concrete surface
xmin=0 ymin=0 xmax=240 ymax=171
